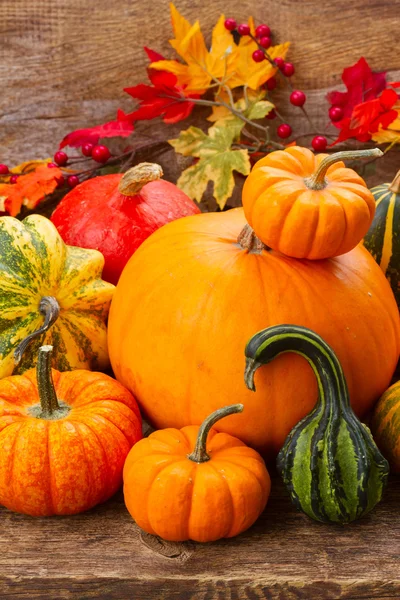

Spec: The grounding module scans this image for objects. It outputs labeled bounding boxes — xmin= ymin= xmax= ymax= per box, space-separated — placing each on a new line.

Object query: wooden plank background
xmin=1 ymin=0 xmax=400 ymax=191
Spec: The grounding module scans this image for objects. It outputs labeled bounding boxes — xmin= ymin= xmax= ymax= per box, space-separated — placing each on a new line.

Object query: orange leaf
xmin=1 ymin=165 xmax=62 ymax=216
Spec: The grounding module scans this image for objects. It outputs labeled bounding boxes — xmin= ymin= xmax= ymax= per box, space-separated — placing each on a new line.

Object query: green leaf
xmin=169 ymin=124 xmax=251 ymax=209
xmin=246 ymin=99 xmax=274 ymax=120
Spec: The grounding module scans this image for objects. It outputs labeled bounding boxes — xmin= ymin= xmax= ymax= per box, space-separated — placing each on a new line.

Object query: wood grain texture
xmin=1 ymin=0 xmax=400 ymax=192
xmin=0 ymin=475 xmax=399 ymax=599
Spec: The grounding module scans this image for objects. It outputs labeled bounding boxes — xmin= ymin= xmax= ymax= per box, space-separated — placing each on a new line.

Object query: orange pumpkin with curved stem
xmin=123 ymin=404 xmax=270 ymax=542
xmin=0 ymin=345 xmax=142 ymax=517
xmin=242 ymin=146 xmax=381 ymax=259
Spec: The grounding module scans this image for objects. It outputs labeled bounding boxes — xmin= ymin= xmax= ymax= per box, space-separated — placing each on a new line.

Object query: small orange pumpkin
xmin=123 ymin=404 xmax=270 ymax=542
xmin=0 ymin=345 xmax=142 ymax=516
xmin=371 ymin=381 xmax=400 ymax=473
xmin=242 ymin=146 xmax=381 ymax=259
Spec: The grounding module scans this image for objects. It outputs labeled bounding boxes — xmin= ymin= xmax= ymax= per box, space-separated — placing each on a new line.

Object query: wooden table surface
xmin=1 ymin=473 xmax=399 ymax=599
xmin=1 ymin=0 xmax=400 ymax=598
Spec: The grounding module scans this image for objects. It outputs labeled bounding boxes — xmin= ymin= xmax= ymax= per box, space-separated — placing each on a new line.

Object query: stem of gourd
xmin=187 ymin=404 xmax=244 ymax=463
xmin=118 ymin=162 xmax=163 ymax=196
xmin=14 ymin=296 xmax=60 ymax=365
xmin=305 ymin=148 xmax=383 ymax=190
xmin=389 ymin=170 xmax=400 ymax=194
xmin=36 ymin=345 xmax=60 ymax=417
xmin=237 ymin=224 xmax=268 ymax=254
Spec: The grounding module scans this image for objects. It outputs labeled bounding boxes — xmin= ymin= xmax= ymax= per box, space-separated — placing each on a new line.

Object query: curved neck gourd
xmin=244 ymin=324 xmax=389 ymax=524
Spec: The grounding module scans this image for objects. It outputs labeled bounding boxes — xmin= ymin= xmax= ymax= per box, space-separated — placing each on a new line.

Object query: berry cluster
xmin=223 ymin=17 xmax=330 ymax=151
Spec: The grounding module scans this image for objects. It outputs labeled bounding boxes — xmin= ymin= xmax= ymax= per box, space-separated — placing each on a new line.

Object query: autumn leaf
xmin=169 ymin=124 xmax=250 ymax=208
xmin=0 ymin=165 xmax=63 ymax=216
xmin=333 ymin=88 xmax=398 ymax=144
xmin=150 ymin=6 xmax=289 ymax=93
xmin=150 ymin=7 xmax=237 ymax=94
xmin=208 ymin=90 xmax=274 ymax=138
xmin=327 ymin=57 xmax=387 ymax=124
xmin=59 ymin=109 xmax=134 ymax=149
xmin=125 ymin=70 xmax=200 ymax=124
xmin=372 ymin=103 xmax=400 ymax=144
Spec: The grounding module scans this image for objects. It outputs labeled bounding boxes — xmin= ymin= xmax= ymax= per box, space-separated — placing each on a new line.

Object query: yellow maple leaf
xmin=372 ymin=104 xmax=400 ymax=144
xmin=151 ymin=5 xmax=289 ymax=93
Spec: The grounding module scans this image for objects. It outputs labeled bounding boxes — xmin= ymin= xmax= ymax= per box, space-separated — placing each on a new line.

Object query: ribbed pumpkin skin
xmin=371 ymin=382 xmax=400 ymax=472
xmin=51 ymin=173 xmax=200 ymax=285
xmin=0 ymin=215 xmax=114 ymax=377
xmin=0 ymin=369 xmax=142 ymax=516
xmin=108 ymin=208 xmax=400 ymax=457
xmin=123 ymin=426 xmax=270 ymax=542
xmin=242 ymin=146 xmax=375 ymax=260
xmin=363 ymin=182 xmax=400 ymax=307
xmin=245 ymin=325 xmax=389 ymax=524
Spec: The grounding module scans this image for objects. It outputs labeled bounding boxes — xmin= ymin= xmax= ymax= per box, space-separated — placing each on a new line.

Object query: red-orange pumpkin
xmin=0 ymin=345 xmax=142 ymax=516
xmin=51 ymin=162 xmax=200 ymax=285
xmin=242 ymin=147 xmax=380 ymax=260
xmin=108 ymin=207 xmax=400 ymax=457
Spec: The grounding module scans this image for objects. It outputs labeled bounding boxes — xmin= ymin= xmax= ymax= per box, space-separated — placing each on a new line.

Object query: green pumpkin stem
xmin=389 ymin=169 xmax=400 ymax=195
xmin=118 ymin=162 xmax=163 ymax=196
xmin=14 ymin=296 xmax=60 ymax=365
xmin=36 ymin=345 xmax=60 ymax=417
xmin=244 ymin=324 xmax=389 ymax=524
xmin=305 ymin=148 xmax=383 ymax=190
xmin=188 ymin=404 xmax=244 ymax=463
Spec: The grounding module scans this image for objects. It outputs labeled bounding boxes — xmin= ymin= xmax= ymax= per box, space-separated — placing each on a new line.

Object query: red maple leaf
xmin=333 ymin=88 xmax=398 ymax=144
xmin=144 ymin=46 xmax=166 ymax=62
xmin=327 ymin=57 xmax=387 ymax=123
xmin=59 ymin=109 xmax=134 ymax=149
xmin=124 ymin=70 xmax=200 ymax=124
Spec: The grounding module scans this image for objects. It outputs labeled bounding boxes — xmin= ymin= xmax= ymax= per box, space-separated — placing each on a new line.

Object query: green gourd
xmin=244 ymin=324 xmax=389 ymax=524
xmin=364 ymin=169 xmax=400 ymax=307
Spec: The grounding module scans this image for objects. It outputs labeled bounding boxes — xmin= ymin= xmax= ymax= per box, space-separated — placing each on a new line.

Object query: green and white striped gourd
xmin=364 ymin=170 xmax=400 ymax=307
xmin=244 ymin=324 xmax=389 ymax=524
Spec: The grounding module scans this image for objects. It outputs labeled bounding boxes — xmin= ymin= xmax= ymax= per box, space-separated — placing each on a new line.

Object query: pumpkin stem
xmin=14 ymin=296 xmax=60 ymax=365
xmin=187 ymin=404 xmax=244 ymax=463
xmin=118 ymin=162 xmax=163 ymax=196
xmin=304 ymin=148 xmax=383 ymax=190
xmin=36 ymin=345 xmax=61 ymax=417
xmin=237 ymin=224 xmax=267 ymax=254
xmin=389 ymin=169 xmax=400 ymax=195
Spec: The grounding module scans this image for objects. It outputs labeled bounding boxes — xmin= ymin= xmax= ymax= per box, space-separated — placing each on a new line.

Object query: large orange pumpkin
xmin=242 ymin=147 xmax=380 ymax=260
xmin=108 ymin=208 xmax=400 ymax=457
xmin=0 ymin=345 xmax=142 ymax=516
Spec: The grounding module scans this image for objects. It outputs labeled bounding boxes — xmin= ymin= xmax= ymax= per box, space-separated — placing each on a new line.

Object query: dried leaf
xmin=0 ymin=165 xmax=63 ymax=216
xmin=169 ymin=124 xmax=250 ymax=208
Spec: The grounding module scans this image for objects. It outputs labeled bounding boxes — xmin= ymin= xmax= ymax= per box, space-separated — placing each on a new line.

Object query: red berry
xmin=237 ymin=23 xmax=250 ymax=36
xmin=56 ymin=175 xmax=66 ymax=187
xmin=54 ymin=151 xmax=68 ymax=166
xmin=282 ymin=62 xmax=295 ymax=77
xmin=259 ymin=36 xmax=271 ymax=49
xmin=266 ymin=109 xmax=276 ymax=120
xmin=224 ymin=18 xmax=237 ymax=31
xmin=0 ymin=164 xmax=9 ymax=175
xmin=255 ymin=24 xmax=271 ymax=38
xmin=274 ymin=57 xmax=284 ymax=68
xmin=312 ymin=136 xmax=328 ymax=151
xmin=290 ymin=90 xmax=306 ymax=107
xmin=252 ymin=49 xmax=265 ymax=63
xmin=82 ymin=143 xmax=94 ymax=157
xmin=92 ymin=145 xmax=111 ymax=163
xmin=67 ymin=175 xmax=80 ymax=188
xmin=265 ymin=77 xmax=276 ymax=91
xmin=277 ymin=124 xmax=292 ymax=139
xmin=47 ymin=162 xmax=58 ymax=168
xmin=9 ymin=174 xmax=19 ymax=184
xmin=329 ymin=106 xmax=344 ymax=122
